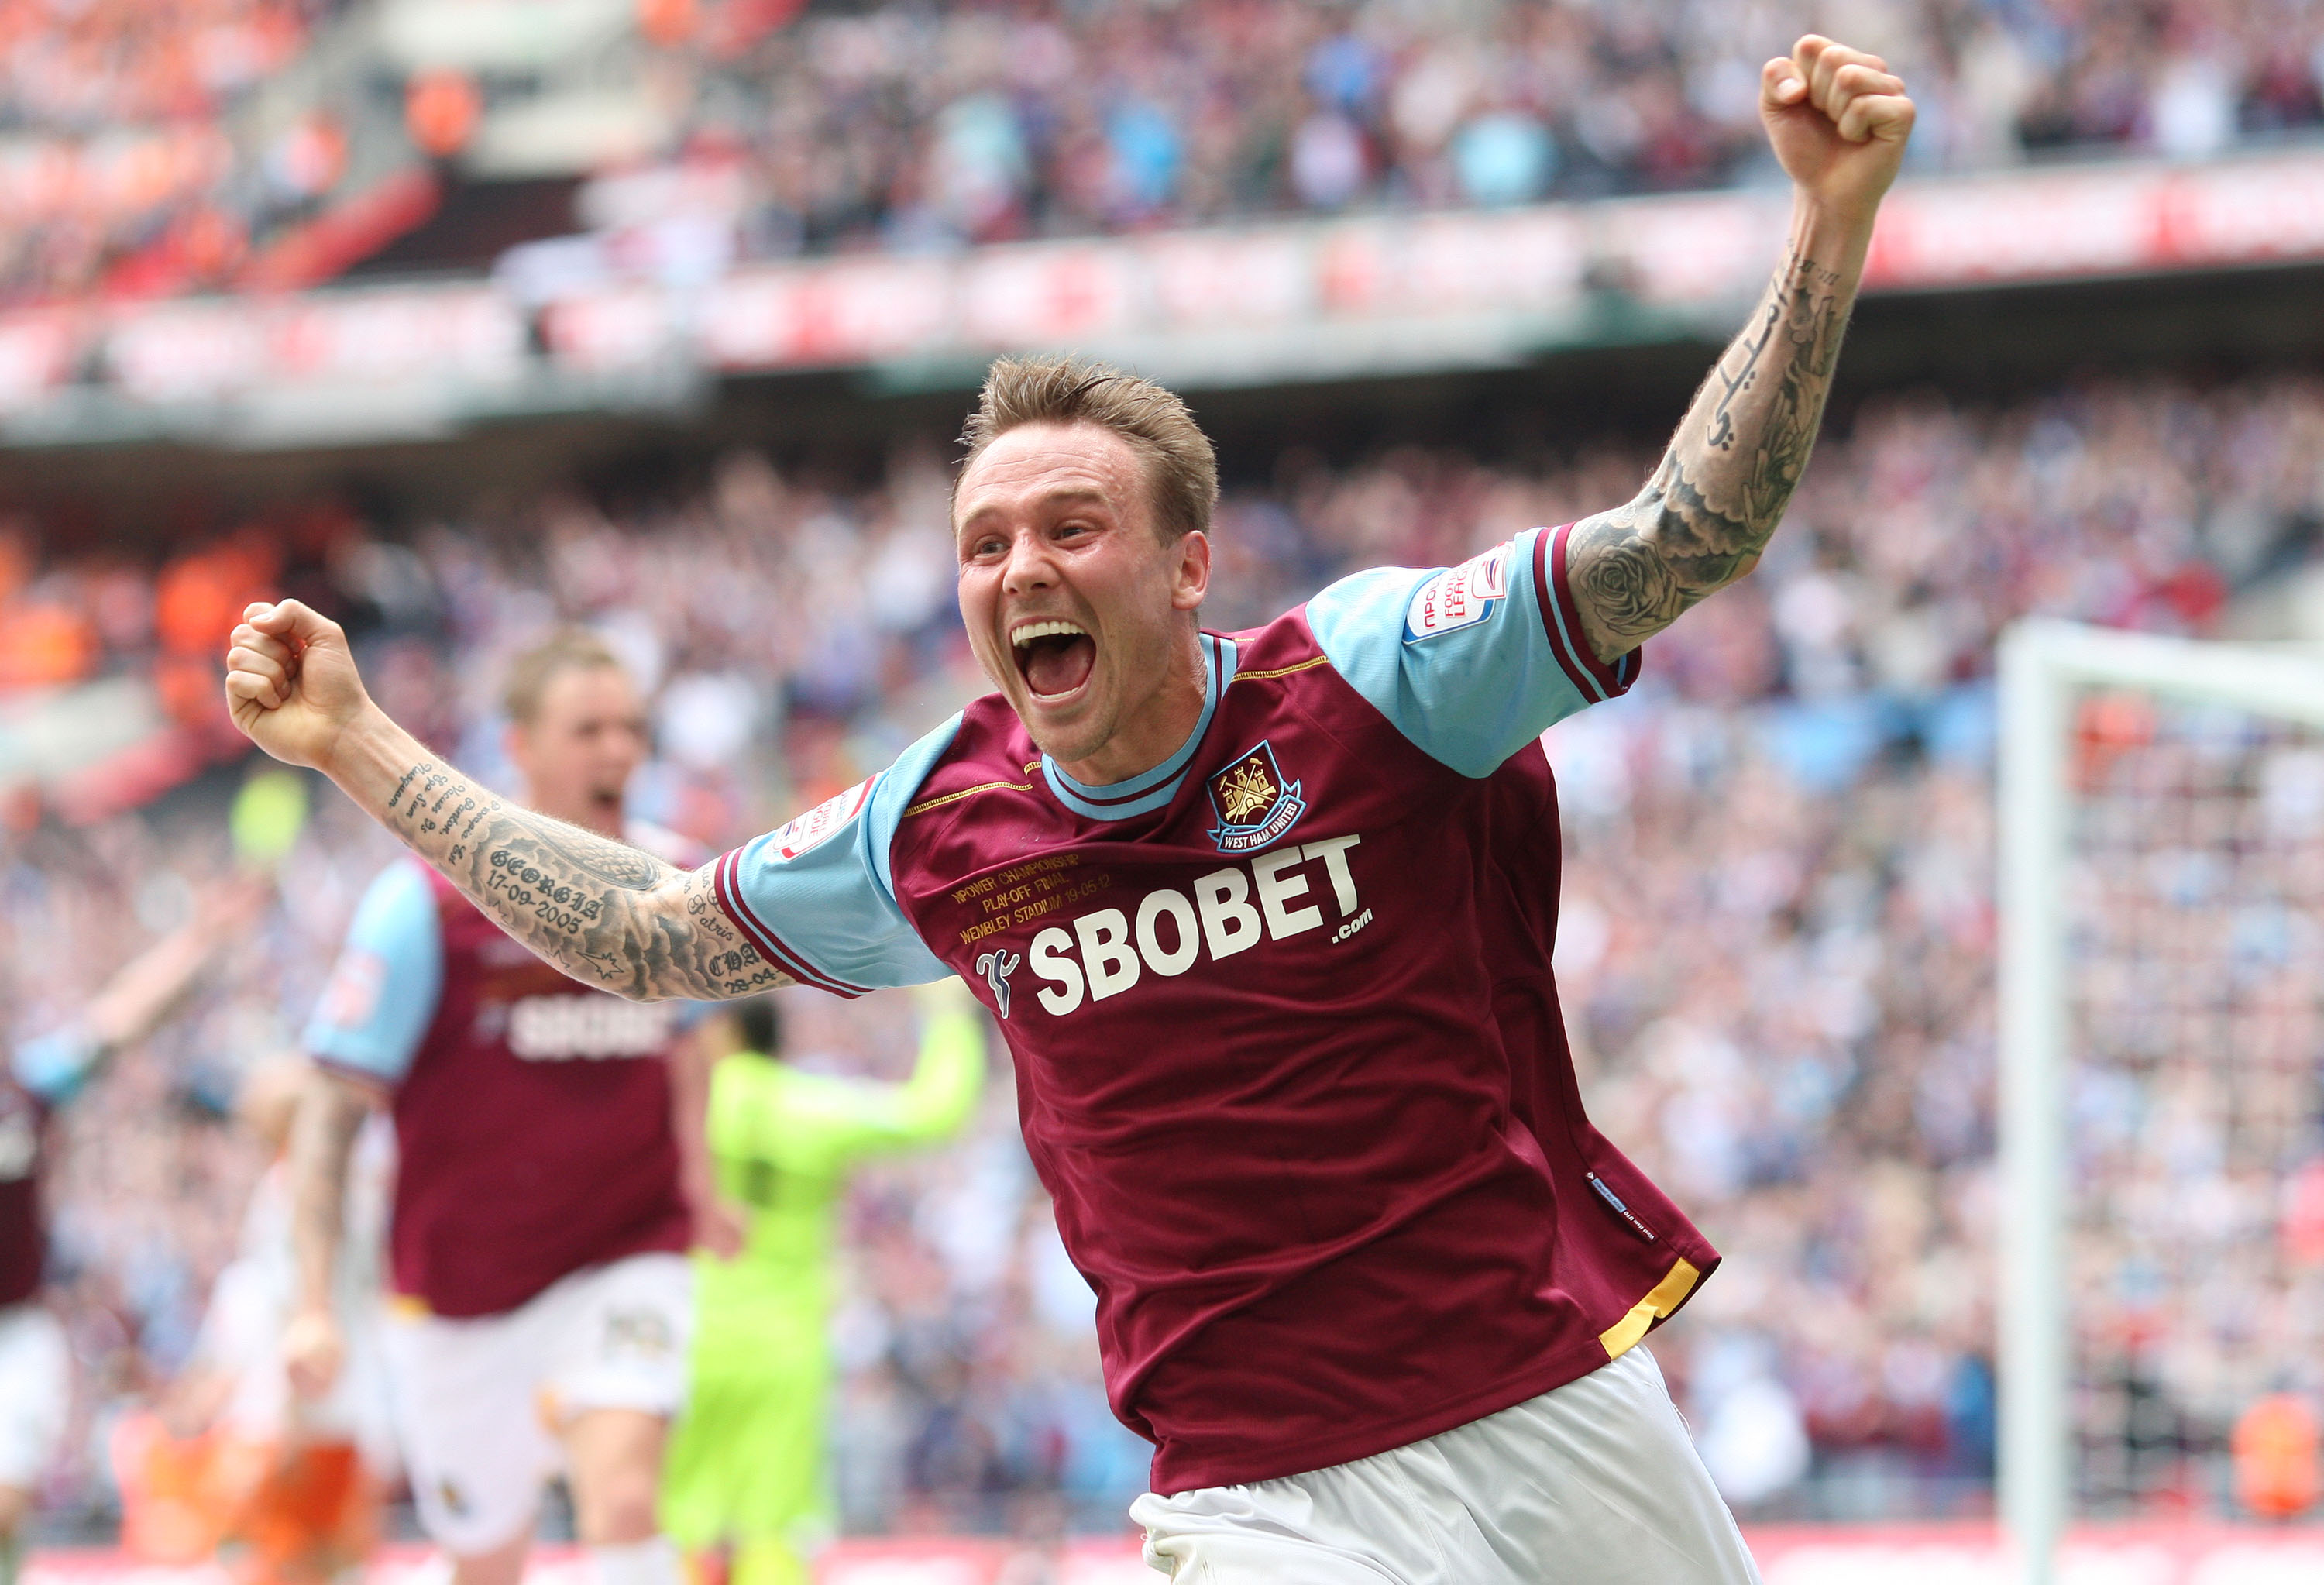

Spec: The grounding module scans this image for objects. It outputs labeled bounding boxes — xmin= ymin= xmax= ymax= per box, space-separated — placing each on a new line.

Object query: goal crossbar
xmin=1997 ymin=618 xmax=2324 ymax=1585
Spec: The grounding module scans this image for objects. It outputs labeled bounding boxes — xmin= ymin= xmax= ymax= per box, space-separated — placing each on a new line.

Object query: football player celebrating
xmin=231 ymin=38 xmax=1909 ymax=1583
xmin=281 ymin=631 xmax=734 ymax=1585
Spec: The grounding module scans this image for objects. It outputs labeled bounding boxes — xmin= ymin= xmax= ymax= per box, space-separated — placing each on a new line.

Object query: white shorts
xmin=0 ymin=1303 xmax=67 ymax=1491
xmin=1133 ymin=1347 xmax=1762 ymax=1585
xmin=382 ymin=1252 xmax=693 ymax=1556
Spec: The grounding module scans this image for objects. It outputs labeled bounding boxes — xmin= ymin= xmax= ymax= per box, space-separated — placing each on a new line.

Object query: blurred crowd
xmin=8 ymin=364 xmax=2324 ymax=1530
xmin=644 ymin=0 xmax=2324 ymax=260
xmin=0 ymin=0 xmax=342 ymax=304
xmin=18 ymin=0 xmax=2324 ymax=301
xmin=2066 ymin=708 xmax=2324 ymax=1518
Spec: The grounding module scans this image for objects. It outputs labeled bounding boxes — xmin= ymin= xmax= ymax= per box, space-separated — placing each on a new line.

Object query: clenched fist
xmin=225 ymin=600 xmax=379 ymax=775
xmin=1763 ymin=34 xmax=1915 ymax=228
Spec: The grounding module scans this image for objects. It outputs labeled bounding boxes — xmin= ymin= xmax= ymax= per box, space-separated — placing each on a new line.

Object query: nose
xmin=1000 ymin=531 xmax=1057 ymax=598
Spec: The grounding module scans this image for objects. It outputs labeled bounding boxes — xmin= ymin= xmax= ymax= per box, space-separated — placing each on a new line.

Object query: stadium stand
xmin=635 ymin=0 xmax=2324 ymax=256
xmin=8 ymin=366 xmax=2318 ymax=1532
xmin=0 ymin=0 xmax=361 ymax=304
xmin=11 ymin=0 xmax=2324 ymax=301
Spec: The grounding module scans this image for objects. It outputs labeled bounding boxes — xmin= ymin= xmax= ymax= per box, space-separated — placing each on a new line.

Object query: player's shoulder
xmin=309 ymin=858 xmax=448 ymax=1063
xmin=354 ymin=855 xmax=450 ymax=927
xmin=893 ymin=697 xmax=1039 ymax=825
xmin=1305 ymin=531 xmax=1538 ymax=658
xmin=717 ymin=713 xmax=985 ymax=900
xmin=1215 ymin=605 xmax=1332 ymax=690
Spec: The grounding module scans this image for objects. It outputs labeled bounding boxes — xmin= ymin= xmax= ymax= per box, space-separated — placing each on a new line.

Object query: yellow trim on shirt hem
xmin=1597 ymin=1257 xmax=1701 ymax=1360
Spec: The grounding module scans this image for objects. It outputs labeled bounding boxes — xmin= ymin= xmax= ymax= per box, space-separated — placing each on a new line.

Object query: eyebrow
xmin=958 ymin=484 xmax=1112 ymax=531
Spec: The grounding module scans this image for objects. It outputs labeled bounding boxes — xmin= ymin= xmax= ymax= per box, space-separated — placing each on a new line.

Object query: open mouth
xmin=1011 ymin=618 xmax=1097 ymax=701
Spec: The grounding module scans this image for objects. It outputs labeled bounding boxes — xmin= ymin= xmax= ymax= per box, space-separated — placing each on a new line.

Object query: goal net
xmin=1998 ymin=621 xmax=2324 ymax=1583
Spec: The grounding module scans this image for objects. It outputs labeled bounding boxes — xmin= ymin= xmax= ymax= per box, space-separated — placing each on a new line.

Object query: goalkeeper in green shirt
xmin=662 ymin=983 xmax=988 ymax=1585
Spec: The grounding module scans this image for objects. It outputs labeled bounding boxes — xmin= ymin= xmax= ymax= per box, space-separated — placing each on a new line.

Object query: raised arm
xmin=711 ymin=981 xmax=987 ymax=1174
xmin=13 ymin=877 xmax=265 ymax=1101
xmin=1564 ymin=36 xmax=1913 ymax=665
xmin=224 ymin=600 xmax=786 ymax=1003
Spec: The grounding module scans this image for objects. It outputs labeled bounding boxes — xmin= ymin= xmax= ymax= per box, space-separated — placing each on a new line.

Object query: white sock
xmin=590 ymin=1536 xmax=681 ymax=1585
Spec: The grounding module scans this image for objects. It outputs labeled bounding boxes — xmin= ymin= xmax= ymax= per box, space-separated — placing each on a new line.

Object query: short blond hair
xmin=956 ymin=356 xmax=1219 ymax=540
xmin=503 ymin=628 xmax=625 ymax=725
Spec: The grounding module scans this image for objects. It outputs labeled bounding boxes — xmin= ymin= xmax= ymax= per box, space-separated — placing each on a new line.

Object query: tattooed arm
xmin=1565 ymin=36 xmax=1913 ymax=665
xmin=1563 ymin=229 xmax=1857 ymax=662
xmin=373 ymin=751 xmax=784 ymax=1001
xmin=224 ymin=607 xmax=787 ymax=1003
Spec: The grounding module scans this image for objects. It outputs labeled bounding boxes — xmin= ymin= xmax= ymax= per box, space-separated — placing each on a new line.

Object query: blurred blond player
xmin=286 ymin=631 xmax=737 ymax=1585
xmin=662 ymin=985 xmax=986 ymax=1585
xmin=0 ymin=882 xmax=258 ymax=1583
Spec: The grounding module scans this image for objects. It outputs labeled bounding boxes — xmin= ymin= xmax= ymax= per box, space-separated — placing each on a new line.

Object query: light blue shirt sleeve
xmin=14 ymin=1025 xmax=99 ymax=1105
xmin=1306 ymin=524 xmax=1641 ymax=778
xmin=304 ymin=860 xmax=444 ymax=1086
xmin=715 ymin=717 xmax=961 ymax=996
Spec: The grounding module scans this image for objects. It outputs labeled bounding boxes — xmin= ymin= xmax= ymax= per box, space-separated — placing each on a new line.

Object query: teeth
xmin=1011 ymin=620 xmax=1088 ymax=648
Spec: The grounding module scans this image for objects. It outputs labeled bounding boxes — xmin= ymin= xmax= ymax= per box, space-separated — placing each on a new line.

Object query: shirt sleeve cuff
xmin=12 ymin=1023 xmax=97 ymax=1105
xmin=306 ymin=1052 xmax=395 ymax=1095
xmin=1534 ymin=522 xmax=1644 ymax=703
xmin=713 ymin=846 xmax=871 ymax=999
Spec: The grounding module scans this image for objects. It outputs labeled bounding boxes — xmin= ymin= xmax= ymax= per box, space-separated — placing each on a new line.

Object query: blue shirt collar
xmin=1041 ymin=634 xmax=1236 ymax=821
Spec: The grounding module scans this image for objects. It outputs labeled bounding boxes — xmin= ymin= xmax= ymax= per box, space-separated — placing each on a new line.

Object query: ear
xmin=1170 ymin=530 xmax=1212 ymax=613
xmin=502 ymin=720 xmax=528 ymax=774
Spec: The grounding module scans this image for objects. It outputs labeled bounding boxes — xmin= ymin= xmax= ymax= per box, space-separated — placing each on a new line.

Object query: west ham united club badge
xmin=1206 ymin=741 xmax=1307 ymax=854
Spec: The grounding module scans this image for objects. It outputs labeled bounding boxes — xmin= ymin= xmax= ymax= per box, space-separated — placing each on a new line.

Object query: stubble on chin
xmin=1023 ymin=693 xmax=1114 ymax=770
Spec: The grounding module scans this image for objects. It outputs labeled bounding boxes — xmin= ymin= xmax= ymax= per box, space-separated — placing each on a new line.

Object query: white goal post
xmin=1997 ymin=619 xmax=2324 ymax=1585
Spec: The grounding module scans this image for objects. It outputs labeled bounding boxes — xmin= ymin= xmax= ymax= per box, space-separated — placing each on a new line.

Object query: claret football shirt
xmin=0 ymin=1026 xmax=105 ymax=1306
xmin=724 ymin=522 xmax=1718 ymax=1493
xmin=308 ymin=824 xmax=703 ymax=1318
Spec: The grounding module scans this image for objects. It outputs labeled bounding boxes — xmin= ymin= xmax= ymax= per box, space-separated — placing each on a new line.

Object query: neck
xmin=1052 ymin=627 xmax=1208 ymax=786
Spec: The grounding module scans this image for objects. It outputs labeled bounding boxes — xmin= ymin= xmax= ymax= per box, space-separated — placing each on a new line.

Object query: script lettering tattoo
xmin=1566 ymin=245 xmax=1853 ymax=662
xmin=377 ymin=756 xmax=790 ymax=1001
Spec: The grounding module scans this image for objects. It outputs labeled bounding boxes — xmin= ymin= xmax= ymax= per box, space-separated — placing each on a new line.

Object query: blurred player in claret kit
xmin=0 ymin=883 xmax=258 ymax=1584
xmin=229 ymin=37 xmax=1910 ymax=1583
xmin=280 ymin=631 xmax=738 ymax=1585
